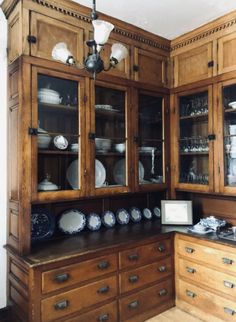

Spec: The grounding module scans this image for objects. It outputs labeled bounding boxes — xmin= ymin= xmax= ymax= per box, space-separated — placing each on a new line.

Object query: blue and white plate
xmin=142 ymin=208 xmax=153 ymax=220
xmin=153 ymin=207 xmax=161 ymax=218
xmin=101 ymin=211 xmax=116 ymax=228
xmin=87 ymin=213 xmax=102 ymax=231
xmin=130 ymin=207 xmax=142 ymax=223
xmin=116 ymin=208 xmax=130 ymax=225
xmin=58 ymin=209 xmax=86 ymax=234
xmin=31 ymin=208 xmax=55 ymax=241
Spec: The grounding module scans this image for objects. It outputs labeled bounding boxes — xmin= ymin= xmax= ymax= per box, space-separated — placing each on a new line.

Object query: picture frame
xmin=161 ymin=200 xmax=193 ymax=225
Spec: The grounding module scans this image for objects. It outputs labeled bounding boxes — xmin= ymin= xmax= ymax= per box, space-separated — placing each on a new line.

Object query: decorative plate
xmin=153 ymin=207 xmax=161 ymax=218
xmin=113 ymin=159 xmax=144 ymax=185
xmin=101 ymin=211 xmax=116 ymax=228
xmin=116 ymin=208 xmax=130 ymax=225
xmin=31 ymin=208 xmax=55 ymax=241
xmin=130 ymin=207 xmax=142 ymax=223
xmin=53 ymin=135 xmax=68 ymax=150
xmin=58 ymin=209 xmax=86 ymax=234
xmin=142 ymin=208 xmax=153 ymax=220
xmin=87 ymin=213 xmax=102 ymax=231
xmin=95 ymin=159 xmax=106 ymax=188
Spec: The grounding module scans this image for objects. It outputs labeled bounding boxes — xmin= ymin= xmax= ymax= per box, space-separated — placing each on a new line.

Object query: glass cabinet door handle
xmin=186 ymin=290 xmax=196 ymax=298
xmin=224 ymin=281 xmax=234 ymax=288
xmin=128 ymin=300 xmax=139 ymax=309
xmin=185 ymin=247 xmax=195 ymax=254
xmin=97 ymin=313 xmax=109 ymax=321
xmin=54 ymin=300 xmax=69 ymax=310
xmin=186 ymin=267 xmax=196 ymax=274
xmin=97 ymin=261 xmax=110 ymax=270
xmin=54 ymin=273 xmax=70 ymax=283
xmin=222 ymin=257 xmax=233 ymax=265
xmin=224 ymin=307 xmax=235 ymax=315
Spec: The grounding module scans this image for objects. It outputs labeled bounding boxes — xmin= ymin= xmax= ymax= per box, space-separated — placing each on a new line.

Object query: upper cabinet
xmin=218 ymin=31 xmax=236 ymax=75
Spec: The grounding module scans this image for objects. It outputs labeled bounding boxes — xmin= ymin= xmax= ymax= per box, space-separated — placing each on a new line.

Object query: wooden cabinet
xmin=175 ymin=233 xmax=236 ymax=322
xmin=218 ymin=31 xmax=236 ymax=75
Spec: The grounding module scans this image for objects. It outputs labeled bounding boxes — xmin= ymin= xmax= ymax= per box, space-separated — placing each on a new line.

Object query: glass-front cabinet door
xmin=175 ymin=86 xmax=214 ymax=192
xmin=31 ymin=67 xmax=86 ymax=201
xmin=91 ymin=82 xmax=131 ymax=195
xmin=135 ymin=91 xmax=167 ymax=191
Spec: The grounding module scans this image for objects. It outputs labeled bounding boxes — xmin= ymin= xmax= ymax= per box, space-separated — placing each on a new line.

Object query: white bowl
xmin=38 ymin=88 xmax=61 ymax=105
xmin=115 ymin=143 xmax=125 ymax=153
xmin=229 ymin=101 xmax=236 ymax=109
xmin=38 ymin=133 xmax=51 ymax=149
xmin=95 ymin=138 xmax=111 ymax=152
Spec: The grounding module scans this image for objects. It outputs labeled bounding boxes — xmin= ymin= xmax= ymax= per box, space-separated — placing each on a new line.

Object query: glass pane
xmin=37 ymin=74 xmax=80 ymax=192
xmin=223 ymin=84 xmax=236 ymax=187
xmin=138 ymin=94 xmax=164 ymax=184
xmin=179 ymin=91 xmax=209 ymax=185
xmin=95 ymin=86 xmax=126 ymax=187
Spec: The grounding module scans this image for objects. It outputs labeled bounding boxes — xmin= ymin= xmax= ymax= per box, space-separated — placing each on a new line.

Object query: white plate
xmin=113 ymin=159 xmax=144 ymax=185
xmin=58 ymin=209 xmax=86 ymax=234
xmin=87 ymin=213 xmax=101 ymax=231
xmin=54 ymin=135 xmax=68 ymax=150
xmin=139 ymin=147 xmax=156 ymax=153
xmin=66 ymin=159 xmax=106 ymax=189
xmin=116 ymin=209 xmax=130 ymax=225
xmin=187 ymin=227 xmax=214 ymax=235
xmin=143 ymin=208 xmax=152 ymax=220
xmin=130 ymin=207 xmax=142 ymax=222
xmin=101 ymin=211 xmax=116 ymax=228
xmin=153 ymin=207 xmax=161 ymax=218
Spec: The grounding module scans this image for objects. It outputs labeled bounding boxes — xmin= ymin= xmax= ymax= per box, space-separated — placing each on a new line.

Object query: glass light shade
xmin=92 ymin=20 xmax=114 ymax=46
xmin=52 ymin=42 xmax=75 ymax=65
xmin=110 ymin=43 xmax=128 ymax=63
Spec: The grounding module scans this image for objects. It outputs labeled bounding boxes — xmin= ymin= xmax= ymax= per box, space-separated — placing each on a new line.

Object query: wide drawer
xmin=178 ymin=257 xmax=236 ymax=299
xmin=178 ymin=279 xmax=236 ymax=321
xmin=176 ymin=236 xmax=236 ymax=274
xmin=120 ymin=256 xmax=172 ymax=294
xmin=42 ymin=254 xmax=117 ymax=294
xmin=119 ymin=239 xmax=171 ymax=269
xmin=64 ymin=301 xmax=118 ymax=322
xmin=119 ymin=279 xmax=173 ymax=321
xmin=41 ymin=275 xmax=117 ymax=322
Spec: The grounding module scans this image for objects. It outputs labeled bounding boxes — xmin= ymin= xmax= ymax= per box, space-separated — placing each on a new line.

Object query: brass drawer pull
xmin=159 ymin=289 xmax=168 ymax=296
xmin=158 ymin=244 xmax=165 ymax=252
xmin=129 ymin=275 xmax=139 ymax=283
xmin=186 ymin=267 xmax=196 ymax=274
xmin=54 ymin=273 xmax=70 ymax=283
xmin=185 ymin=247 xmax=194 ymax=254
xmin=223 ymin=257 xmax=233 ymax=265
xmin=128 ymin=300 xmax=139 ymax=309
xmin=54 ymin=300 xmax=69 ymax=310
xmin=97 ymin=313 xmax=109 ymax=321
xmin=186 ymin=290 xmax=196 ymax=298
xmin=128 ymin=253 xmax=139 ymax=261
xmin=158 ymin=265 xmax=166 ymax=272
xmin=224 ymin=307 xmax=235 ymax=315
xmin=97 ymin=286 xmax=110 ymax=294
xmin=97 ymin=261 xmax=110 ymax=270
xmin=224 ymin=281 xmax=235 ymax=289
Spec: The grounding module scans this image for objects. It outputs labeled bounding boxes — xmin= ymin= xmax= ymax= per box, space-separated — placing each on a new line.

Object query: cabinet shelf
xmin=39 ymin=102 xmax=77 ymax=113
xmin=180 ymin=112 xmax=208 ymax=121
xmin=96 ymin=152 xmax=125 ymax=157
xmin=38 ymin=149 xmax=78 ymax=155
xmin=180 ymin=152 xmax=209 ymax=156
xmin=95 ymin=109 xmax=124 ymax=119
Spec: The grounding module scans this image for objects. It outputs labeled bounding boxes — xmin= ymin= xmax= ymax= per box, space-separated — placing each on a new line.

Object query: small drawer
xmin=178 ymin=258 xmax=236 ymax=299
xmin=120 ymin=256 xmax=172 ymax=294
xmin=119 ymin=279 xmax=173 ymax=321
xmin=41 ymin=275 xmax=117 ymax=322
xmin=64 ymin=301 xmax=118 ymax=322
xmin=178 ymin=279 xmax=236 ymax=321
xmin=42 ymin=254 xmax=117 ymax=294
xmin=119 ymin=239 xmax=171 ymax=269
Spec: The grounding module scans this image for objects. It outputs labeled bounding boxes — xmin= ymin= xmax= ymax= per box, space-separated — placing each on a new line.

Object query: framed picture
xmin=161 ymin=200 xmax=193 ymax=225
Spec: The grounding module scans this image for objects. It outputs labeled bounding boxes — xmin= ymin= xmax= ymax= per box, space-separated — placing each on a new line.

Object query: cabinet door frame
xmin=31 ymin=66 xmax=87 ymax=202
xmin=89 ymin=80 xmax=133 ymax=196
xmin=218 ymin=31 xmax=236 ymax=75
xmin=172 ymin=85 xmax=214 ymax=193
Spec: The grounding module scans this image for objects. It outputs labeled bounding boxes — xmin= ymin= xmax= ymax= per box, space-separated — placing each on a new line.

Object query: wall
xmin=0 ymin=6 xmax=7 ymax=309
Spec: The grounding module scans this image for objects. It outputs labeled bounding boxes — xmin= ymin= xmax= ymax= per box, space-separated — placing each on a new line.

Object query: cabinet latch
xmin=208 ymin=134 xmax=216 ymax=141
xmin=208 ymin=61 xmax=214 ymax=67
xmin=28 ymin=127 xmax=38 ymax=136
xmin=27 ymin=35 xmax=37 ymax=44
xmin=133 ymin=65 xmax=139 ymax=72
xmin=88 ymin=132 xmax=95 ymax=140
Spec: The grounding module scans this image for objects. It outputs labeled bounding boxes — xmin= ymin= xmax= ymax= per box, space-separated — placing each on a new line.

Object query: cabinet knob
xmin=224 ymin=307 xmax=235 ymax=316
xmin=128 ymin=300 xmax=139 ymax=309
xmin=158 ymin=265 xmax=166 ymax=272
xmin=97 ymin=313 xmax=109 ymax=321
xmin=159 ymin=289 xmax=168 ymax=296
xmin=186 ymin=290 xmax=196 ymax=298
xmin=185 ymin=247 xmax=194 ymax=254
xmin=222 ymin=257 xmax=233 ymax=265
xmin=54 ymin=273 xmax=70 ymax=283
xmin=97 ymin=286 xmax=110 ymax=294
xmin=224 ymin=280 xmax=234 ymax=289
xmin=128 ymin=253 xmax=139 ymax=261
xmin=54 ymin=300 xmax=69 ymax=310
xmin=97 ymin=261 xmax=110 ymax=270
xmin=186 ymin=267 xmax=196 ymax=274
xmin=129 ymin=275 xmax=139 ymax=283
xmin=157 ymin=244 xmax=165 ymax=252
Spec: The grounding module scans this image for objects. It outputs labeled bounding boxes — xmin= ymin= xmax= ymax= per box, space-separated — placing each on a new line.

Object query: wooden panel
xmin=9 ymin=208 xmax=19 ymax=240
xmin=218 ymin=31 xmax=236 ymax=74
xmin=8 ymin=2 xmax=22 ymax=63
xmin=9 ymin=106 xmax=19 ymax=201
xmin=174 ymin=43 xmax=213 ymax=87
xmin=42 ymin=254 xmax=118 ymax=294
xmin=177 ymin=279 xmax=236 ymax=321
xmin=10 ymin=285 xmax=28 ymax=315
xmin=41 ymin=275 xmax=117 ymax=322
xmin=64 ymin=301 xmax=118 ymax=322
xmin=120 ymin=256 xmax=172 ymax=294
xmin=30 ymin=12 xmax=84 ymax=64
xmin=9 ymin=67 xmax=19 ymax=102
xmin=119 ymin=279 xmax=173 ymax=322
xmin=9 ymin=259 xmax=28 ymax=288
xmin=119 ymin=238 xmax=171 ymax=269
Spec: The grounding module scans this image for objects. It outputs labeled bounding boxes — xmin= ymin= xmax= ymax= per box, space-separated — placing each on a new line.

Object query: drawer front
xmin=119 ymin=239 xmax=171 ymax=269
xmin=178 ymin=279 xmax=236 ymax=321
xmin=42 ymin=254 xmax=117 ymax=294
xmin=177 ymin=237 xmax=236 ymax=274
xmin=119 ymin=279 xmax=173 ymax=321
xmin=179 ymin=258 xmax=236 ymax=299
xmin=64 ymin=301 xmax=118 ymax=322
xmin=41 ymin=276 xmax=117 ymax=322
xmin=120 ymin=256 xmax=172 ymax=294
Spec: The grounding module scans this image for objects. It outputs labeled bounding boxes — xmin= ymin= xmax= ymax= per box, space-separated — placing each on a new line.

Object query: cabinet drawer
xmin=41 ymin=275 xmax=117 ymax=322
xmin=42 ymin=254 xmax=117 ymax=294
xmin=177 ymin=237 xmax=236 ymax=274
xmin=64 ymin=301 xmax=118 ymax=322
xmin=178 ymin=279 xmax=236 ymax=321
xmin=179 ymin=258 xmax=236 ymax=299
xmin=119 ymin=279 xmax=173 ymax=322
xmin=119 ymin=239 xmax=171 ymax=269
xmin=120 ymin=256 xmax=172 ymax=294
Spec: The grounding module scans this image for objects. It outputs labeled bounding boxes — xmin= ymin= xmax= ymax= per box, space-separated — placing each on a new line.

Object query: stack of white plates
xmin=38 ymin=88 xmax=61 ymax=104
